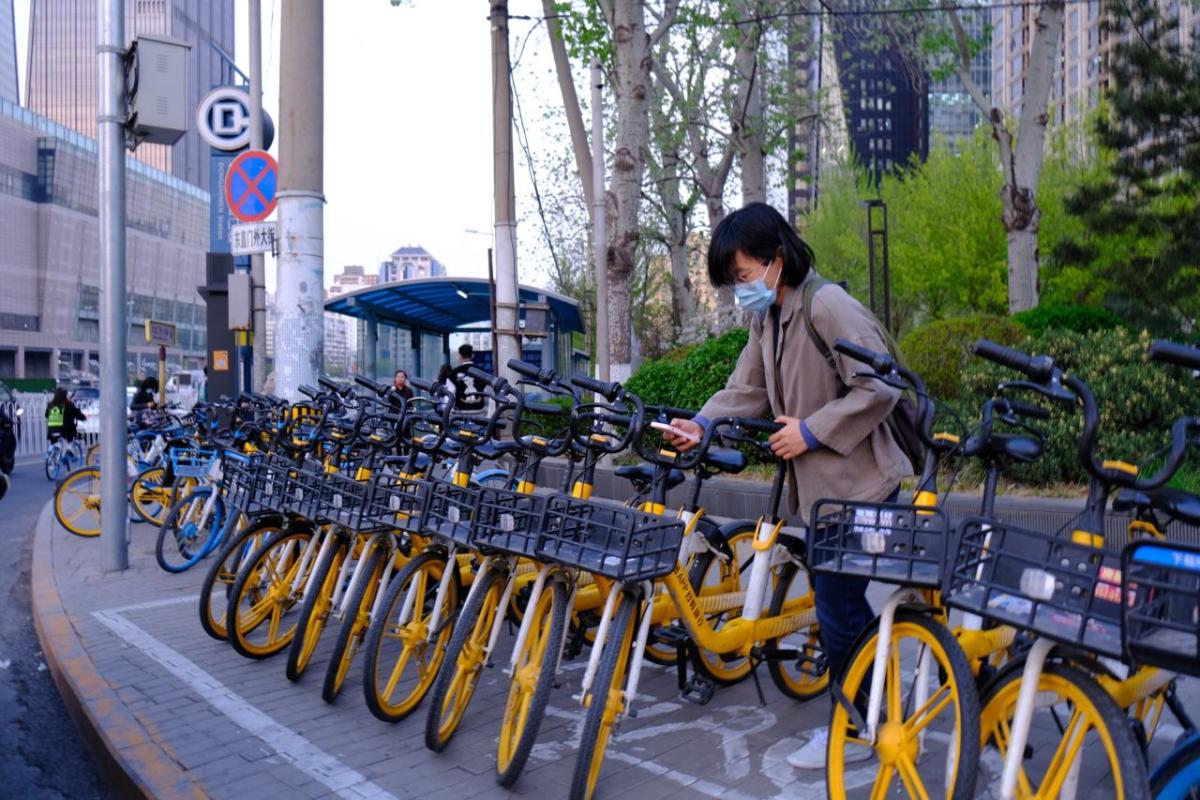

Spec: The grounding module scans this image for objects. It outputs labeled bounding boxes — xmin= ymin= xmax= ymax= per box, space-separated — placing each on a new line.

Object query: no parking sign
xmin=224 ymin=150 xmax=278 ymax=223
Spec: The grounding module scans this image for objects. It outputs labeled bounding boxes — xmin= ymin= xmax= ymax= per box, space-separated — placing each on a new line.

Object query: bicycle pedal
xmin=651 ymin=625 xmax=691 ymax=648
xmin=681 ymin=677 xmax=716 ymax=706
xmin=795 ymin=650 xmax=828 ymax=679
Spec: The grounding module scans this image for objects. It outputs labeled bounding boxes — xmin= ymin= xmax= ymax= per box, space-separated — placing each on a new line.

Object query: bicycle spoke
xmin=896 ymin=755 xmax=930 ymax=800
xmin=1041 ymin=708 xmax=1088 ymax=799
xmin=904 ymin=682 xmax=953 ymax=741
xmin=887 ymin=635 xmax=903 ymax=722
xmin=869 ymin=764 xmax=896 ymax=800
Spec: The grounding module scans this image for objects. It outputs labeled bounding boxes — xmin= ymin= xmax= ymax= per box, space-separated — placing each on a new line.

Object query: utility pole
xmin=249 ymin=0 xmax=267 ymax=392
xmin=275 ymin=1 xmax=324 ymax=399
xmin=590 ymin=58 xmax=608 ymax=381
xmin=490 ymin=0 xmax=520 ymax=384
xmin=98 ymin=0 xmax=128 ymax=571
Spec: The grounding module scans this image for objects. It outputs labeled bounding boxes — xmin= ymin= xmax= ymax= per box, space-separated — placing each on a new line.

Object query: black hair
xmin=394 ymin=369 xmax=408 ymax=379
xmin=436 ymin=364 xmax=452 ymax=383
xmin=458 ymin=343 xmax=474 ymax=359
xmin=706 ymin=201 xmax=815 ymax=288
xmin=52 ymin=387 xmax=68 ymax=406
xmin=139 ymin=376 xmax=159 ymax=392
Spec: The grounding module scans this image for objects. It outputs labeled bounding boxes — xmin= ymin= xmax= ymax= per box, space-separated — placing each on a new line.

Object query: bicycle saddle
xmin=1113 ymin=486 xmax=1200 ymax=526
xmin=963 ymin=433 xmax=1042 ymax=464
xmin=615 ymin=463 xmax=685 ymax=491
xmin=703 ymin=447 xmax=746 ymax=474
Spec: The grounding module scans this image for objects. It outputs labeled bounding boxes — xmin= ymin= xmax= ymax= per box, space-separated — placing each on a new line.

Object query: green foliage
xmin=626 ymin=328 xmax=749 ymax=410
xmin=899 ymin=315 xmax=1026 ymax=400
xmin=1011 ymin=304 xmax=1125 ymax=336
xmin=957 ymin=327 xmax=1200 ymax=487
xmin=801 ymin=126 xmax=1107 ymax=335
xmin=551 ymin=1 xmax=613 ymax=67
xmin=1055 ymin=0 xmax=1200 ymax=331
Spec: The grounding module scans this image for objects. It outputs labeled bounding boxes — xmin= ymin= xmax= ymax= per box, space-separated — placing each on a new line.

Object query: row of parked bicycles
xmin=51 ymin=338 xmax=1200 ymax=799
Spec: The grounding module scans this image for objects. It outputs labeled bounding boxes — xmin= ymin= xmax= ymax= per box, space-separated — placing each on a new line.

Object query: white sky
xmin=13 ymin=0 xmax=568 ymax=294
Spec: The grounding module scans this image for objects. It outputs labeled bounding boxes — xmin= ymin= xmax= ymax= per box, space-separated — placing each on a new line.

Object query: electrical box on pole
xmin=126 ymin=34 xmax=191 ymax=146
xmin=228 ymin=272 xmax=252 ymax=330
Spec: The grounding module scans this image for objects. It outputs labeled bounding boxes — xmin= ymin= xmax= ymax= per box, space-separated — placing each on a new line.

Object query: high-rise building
xmin=0 ymin=0 xmax=16 ymax=104
xmin=24 ymin=0 xmax=234 ymax=191
xmin=329 ymin=265 xmax=378 ymax=297
xmin=381 ymin=246 xmax=447 ymax=283
xmin=928 ymin=9 xmax=991 ymax=149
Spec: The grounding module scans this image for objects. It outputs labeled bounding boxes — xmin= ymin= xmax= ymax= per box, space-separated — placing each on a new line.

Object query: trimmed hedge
xmin=957 ymin=326 xmax=1200 ymax=489
xmin=899 ymin=315 xmax=1026 ymax=401
xmin=626 ymin=328 xmax=749 ymax=411
xmin=1011 ymin=304 xmax=1125 ymax=336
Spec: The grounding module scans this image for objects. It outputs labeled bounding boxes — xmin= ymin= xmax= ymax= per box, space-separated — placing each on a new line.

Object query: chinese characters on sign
xmin=230 ymin=222 xmax=277 ymax=256
xmin=144 ymin=320 xmax=177 ymax=347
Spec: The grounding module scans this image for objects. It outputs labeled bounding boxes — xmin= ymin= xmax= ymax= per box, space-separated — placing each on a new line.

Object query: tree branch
xmin=942 ymin=3 xmax=992 ymax=115
xmin=649 ymin=0 xmax=680 ymax=47
xmin=543 ymin=0 xmax=595 ymax=215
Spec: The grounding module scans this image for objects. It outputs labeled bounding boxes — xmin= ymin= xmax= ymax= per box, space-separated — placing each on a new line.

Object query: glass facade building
xmin=0 ymin=0 xmax=16 ymax=103
xmin=25 ymin=0 xmax=234 ymax=192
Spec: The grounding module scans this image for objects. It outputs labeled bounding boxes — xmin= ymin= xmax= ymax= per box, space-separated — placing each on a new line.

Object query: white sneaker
xmin=786 ymin=728 xmax=872 ymax=770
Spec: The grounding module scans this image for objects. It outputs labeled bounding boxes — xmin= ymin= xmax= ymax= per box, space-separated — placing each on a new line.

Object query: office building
xmin=928 ymin=8 xmax=991 ymax=148
xmin=380 ymin=246 xmax=447 ymax=283
xmin=0 ymin=0 xmax=16 ymax=103
xmin=24 ymin=0 xmax=235 ymax=192
xmin=0 ymin=97 xmax=209 ymax=379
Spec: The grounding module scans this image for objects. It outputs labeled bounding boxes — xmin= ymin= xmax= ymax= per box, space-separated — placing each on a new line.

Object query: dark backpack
xmin=801 ymin=277 xmax=923 ymax=473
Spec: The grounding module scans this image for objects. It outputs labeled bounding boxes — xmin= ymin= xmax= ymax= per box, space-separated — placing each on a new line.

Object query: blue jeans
xmin=812 ymin=486 xmax=900 ymax=687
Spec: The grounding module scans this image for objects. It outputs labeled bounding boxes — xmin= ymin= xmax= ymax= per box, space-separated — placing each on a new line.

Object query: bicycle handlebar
xmin=1001 ymin=398 xmax=1051 ymax=421
xmin=1149 ymin=339 xmax=1200 ymax=372
xmin=570 ymin=373 xmax=621 ymax=402
xmin=834 ymin=338 xmax=895 ymax=374
xmin=974 ymin=339 xmax=1055 ymax=383
xmin=297 ymin=385 xmax=318 ymax=399
xmin=354 ymin=374 xmax=386 ymax=394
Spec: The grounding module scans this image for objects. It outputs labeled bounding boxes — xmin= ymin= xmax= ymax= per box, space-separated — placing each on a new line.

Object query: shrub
xmin=957 ymin=326 xmax=1200 ymax=488
xmin=627 ymin=328 xmax=749 ymax=411
xmin=899 ymin=315 xmax=1026 ymax=401
xmin=1011 ymin=304 xmax=1125 ymax=336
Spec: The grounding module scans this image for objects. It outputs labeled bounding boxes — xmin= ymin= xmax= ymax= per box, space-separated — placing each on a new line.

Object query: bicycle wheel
xmin=496 ymin=577 xmax=569 ymax=785
xmin=198 ymin=516 xmax=286 ymax=641
xmin=569 ymin=589 xmax=638 ymax=800
xmin=45 ymin=445 xmax=58 ymax=481
xmin=85 ymin=442 xmax=100 ymax=467
xmin=226 ymin=527 xmax=314 ymax=659
xmin=425 ymin=562 xmax=507 ymax=751
xmin=286 ymin=533 xmax=350 ymax=682
xmin=156 ymin=488 xmax=225 ymax=573
xmin=766 ymin=560 xmax=827 ymax=700
xmin=129 ymin=466 xmax=172 ymax=526
xmin=683 ymin=522 xmax=757 ymax=682
xmin=322 ymin=538 xmax=389 ymax=703
xmin=1151 ymin=731 xmax=1200 ymax=799
xmin=980 ymin=659 xmax=1148 ymax=800
xmin=827 ymin=610 xmax=980 ymax=800
xmin=54 ymin=466 xmax=102 ymax=537
xmin=361 ymin=550 xmax=459 ymax=723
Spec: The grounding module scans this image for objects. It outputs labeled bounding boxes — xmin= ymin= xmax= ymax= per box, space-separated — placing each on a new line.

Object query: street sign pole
xmin=249 ymin=0 xmax=267 ymax=393
xmin=158 ymin=345 xmax=166 ymax=406
xmin=99 ymin=0 xmax=129 ymax=572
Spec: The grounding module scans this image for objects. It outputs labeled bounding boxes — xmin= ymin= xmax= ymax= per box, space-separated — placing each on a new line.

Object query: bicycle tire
xmin=361 ymin=549 xmax=459 ymax=723
xmin=198 ymin=516 xmax=286 ymax=641
xmin=424 ymin=561 xmax=508 ymax=751
xmin=286 ymin=532 xmax=349 ymax=682
xmin=156 ymin=488 xmax=225 ymax=573
xmin=569 ymin=588 xmax=637 ymax=800
xmin=827 ymin=610 xmax=980 ymax=800
xmin=85 ymin=442 xmax=100 ymax=467
xmin=226 ymin=527 xmax=314 ymax=659
xmin=496 ymin=577 xmax=569 ymax=786
xmin=45 ymin=444 xmax=58 ymax=482
xmin=54 ymin=466 xmax=101 ymax=537
xmin=1152 ymin=732 xmax=1200 ymax=799
xmin=766 ymin=560 xmax=827 ymax=700
xmin=129 ymin=466 xmax=171 ymax=526
xmin=322 ymin=538 xmax=389 ymax=703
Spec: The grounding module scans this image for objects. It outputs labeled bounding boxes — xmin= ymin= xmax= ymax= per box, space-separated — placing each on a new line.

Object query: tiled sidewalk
xmin=32 ymin=502 xmax=1194 ymax=799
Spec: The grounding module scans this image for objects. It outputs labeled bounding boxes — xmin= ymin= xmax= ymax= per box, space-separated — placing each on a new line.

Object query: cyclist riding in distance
xmin=663 ymin=201 xmax=914 ymax=769
xmin=46 ymin=387 xmax=86 ymax=446
xmin=392 ymin=369 xmax=414 ymax=401
xmin=451 ymin=343 xmax=487 ymax=414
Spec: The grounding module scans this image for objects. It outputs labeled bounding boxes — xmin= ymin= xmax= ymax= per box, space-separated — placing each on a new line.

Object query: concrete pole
xmin=98 ymin=0 xmax=129 ymax=571
xmin=364 ymin=316 xmax=378 ymax=379
xmin=490 ymin=0 xmax=520 ymax=384
xmin=590 ymin=58 xmax=608 ymax=381
xmin=274 ymin=0 xmax=324 ymax=400
xmin=248 ymin=0 xmax=267 ymax=392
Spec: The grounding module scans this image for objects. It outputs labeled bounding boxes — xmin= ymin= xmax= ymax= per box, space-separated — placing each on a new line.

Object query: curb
xmin=30 ymin=500 xmax=206 ymax=800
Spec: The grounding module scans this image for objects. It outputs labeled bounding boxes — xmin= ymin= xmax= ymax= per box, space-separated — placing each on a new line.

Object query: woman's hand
xmin=665 ymin=418 xmax=703 ymax=452
xmin=769 ymin=416 xmax=810 ymax=460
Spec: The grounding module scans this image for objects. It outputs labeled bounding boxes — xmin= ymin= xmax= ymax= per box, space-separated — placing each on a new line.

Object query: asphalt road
xmin=0 ymin=458 xmax=115 ymax=800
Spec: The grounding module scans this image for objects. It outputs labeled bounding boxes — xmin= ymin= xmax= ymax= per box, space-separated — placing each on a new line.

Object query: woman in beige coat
xmin=666 ymin=202 xmax=911 ymax=768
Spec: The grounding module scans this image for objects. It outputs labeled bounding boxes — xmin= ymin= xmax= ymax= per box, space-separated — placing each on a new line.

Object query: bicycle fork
xmin=574 ymin=581 xmax=656 ymax=724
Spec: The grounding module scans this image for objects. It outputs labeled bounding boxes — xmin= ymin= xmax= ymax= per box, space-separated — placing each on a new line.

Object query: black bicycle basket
xmin=809 ymin=499 xmax=949 ymax=587
xmin=282 ymin=459 xmax=326 ymax=519
xmin=422 ymin=478 xmax=483 ymax=548
xmin=473 ymin=486 xmax=547 ymax=558
xmin=1122 ymin=539 xmax=1200 ymax=677
xmin=943 ymin=516 xmax=1124 ymax=658
xmin=249 ymin=453 xmax=295 ymax=513
xmin=536 ymin=494 xmax=686 ymax=582
xmin=220 ymin=449 xmax=261 ymax=512
xmin=312 ymin=468 xmax=374 ymax=530
xmin=364 ymin=471 xmax=430 ymax=533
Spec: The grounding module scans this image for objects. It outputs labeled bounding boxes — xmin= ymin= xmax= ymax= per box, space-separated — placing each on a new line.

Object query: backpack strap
xmin=801 ymin=277 xmax=846 ymax=392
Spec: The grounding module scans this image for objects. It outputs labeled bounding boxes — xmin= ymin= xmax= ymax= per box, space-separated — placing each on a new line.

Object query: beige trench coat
xmin=698 ymin=271 xmax=912 ymax=521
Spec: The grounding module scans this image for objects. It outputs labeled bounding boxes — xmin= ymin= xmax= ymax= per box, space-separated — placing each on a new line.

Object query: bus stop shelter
xmin=324 ymin=276 xmax=587 ymax=380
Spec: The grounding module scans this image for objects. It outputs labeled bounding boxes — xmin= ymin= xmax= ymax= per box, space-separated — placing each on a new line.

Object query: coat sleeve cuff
xmin=691 ymin=413 xmax=711 ymax=430
xmin=800 ymin=420 xmax=824 ymax=451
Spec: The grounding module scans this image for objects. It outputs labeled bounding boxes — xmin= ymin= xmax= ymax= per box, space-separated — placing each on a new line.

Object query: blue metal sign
xmin=225 ymin=150 xmax=278 ymax=223
xmin=210 ymin=153 xmax=236 ymax=254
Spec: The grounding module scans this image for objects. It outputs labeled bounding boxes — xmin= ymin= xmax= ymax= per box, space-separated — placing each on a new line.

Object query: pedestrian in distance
xmin=46 ymin=387 xmax=86 ymax=444
xmin=662 ymin=201 xmax=914 ymax=769
xmin=393 ymin=369 xmax=414 ymax=401
xmin=130 ymin=376 xmax=159 ymax=413
xmin=451 ymin=343 xmax=487 ymax=414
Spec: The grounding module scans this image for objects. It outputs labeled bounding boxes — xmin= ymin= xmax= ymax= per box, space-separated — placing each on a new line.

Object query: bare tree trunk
xmin=607 ymin=0 xmax=652 ymax=381
xmin=733 ymin=6 xmax=765 ymax=204
xmin=542 ymin=0 xmax=594 ymax=219
xmin=946 ymin=0 xmax=1063 ymax=313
